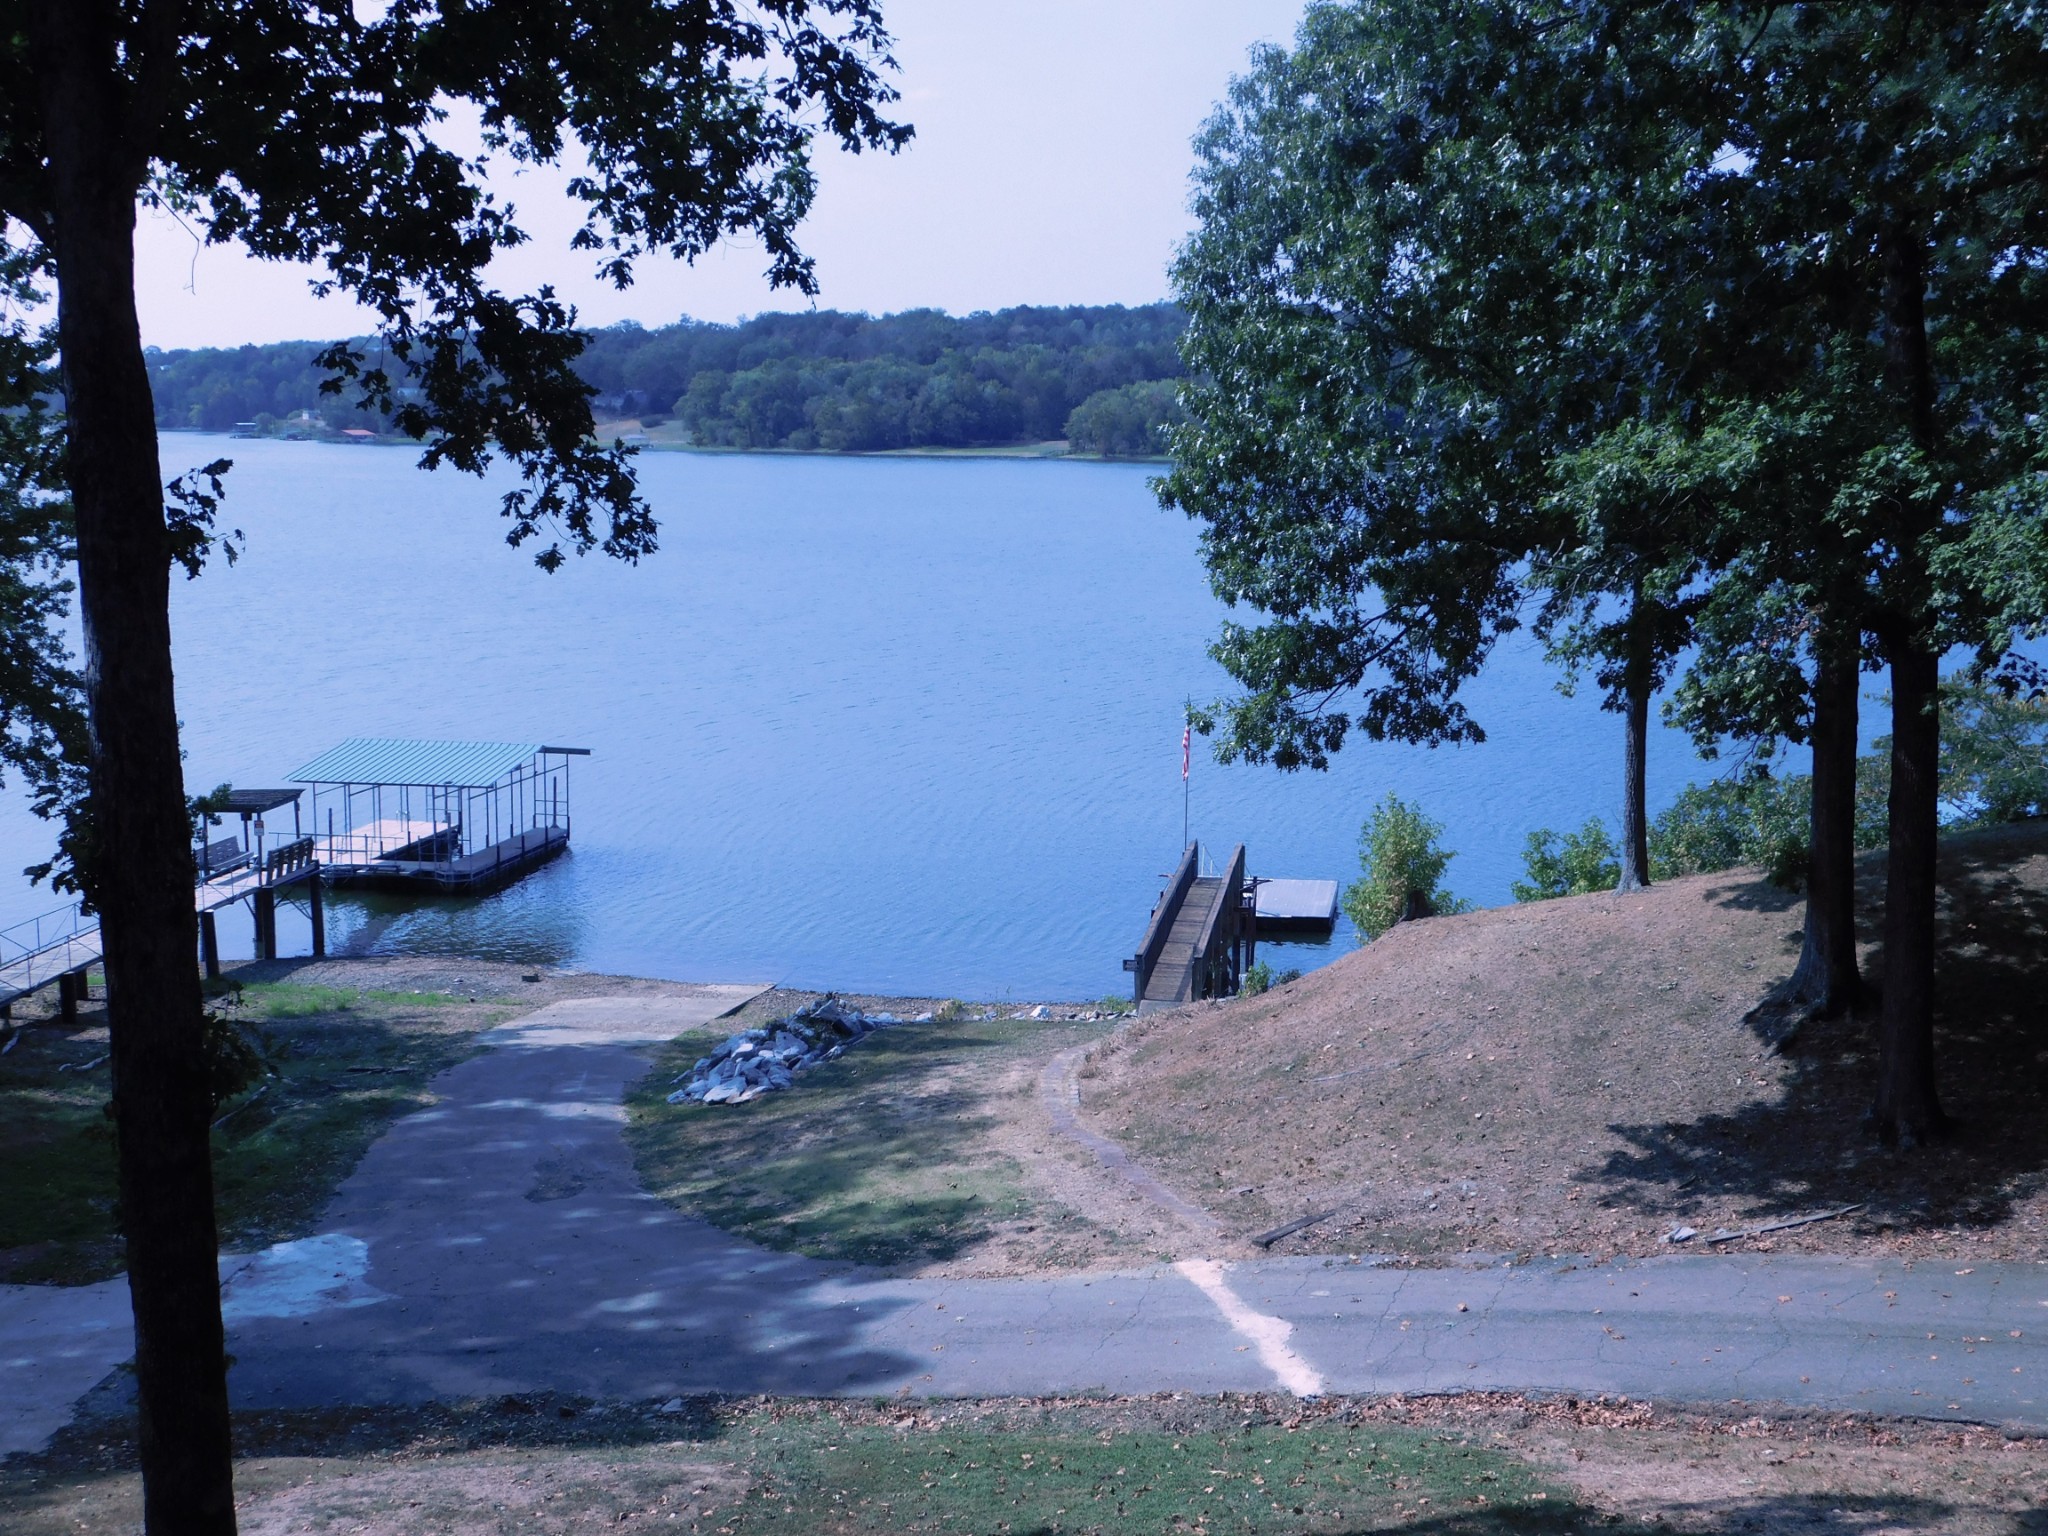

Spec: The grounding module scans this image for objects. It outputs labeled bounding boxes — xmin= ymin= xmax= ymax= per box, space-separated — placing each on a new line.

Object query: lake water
xmin=0 ymin=434 xmax=1741 ymax=999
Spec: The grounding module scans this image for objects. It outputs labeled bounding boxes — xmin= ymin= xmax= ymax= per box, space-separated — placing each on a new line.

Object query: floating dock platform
xmin=1253 ymin=878 xmax=1340 ymax=936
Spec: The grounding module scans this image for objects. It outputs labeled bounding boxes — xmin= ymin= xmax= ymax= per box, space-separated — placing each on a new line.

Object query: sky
xmin=133 ymin=1 xmax=1308 ymax=351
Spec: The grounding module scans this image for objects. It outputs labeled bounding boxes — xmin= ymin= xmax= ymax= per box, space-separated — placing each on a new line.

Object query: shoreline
xmin=160 ymin=425 xmax=1170 ymax=467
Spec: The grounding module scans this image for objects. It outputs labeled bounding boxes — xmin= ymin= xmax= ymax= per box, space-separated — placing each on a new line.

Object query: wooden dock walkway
xmin=1125 ymin=841 xmax=1253 ymax=1012
xmin=1 ymin=837 xmax=330 ymax=1012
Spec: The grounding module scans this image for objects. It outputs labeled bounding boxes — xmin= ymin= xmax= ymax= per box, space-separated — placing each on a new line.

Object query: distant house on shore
xmin=340 ymin=427 xmax=377 ymax=442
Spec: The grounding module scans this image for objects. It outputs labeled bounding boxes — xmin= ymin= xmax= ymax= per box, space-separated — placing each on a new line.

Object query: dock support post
xmin=199 ymin=911 xmax=220 ymax=980
xmin=58 ymin=970 xmax=76 ymax=1021
xmin=309 ymin=870 xmax=325 ymax=958
xmin=254 ymin=889 xmax=276 ymax=962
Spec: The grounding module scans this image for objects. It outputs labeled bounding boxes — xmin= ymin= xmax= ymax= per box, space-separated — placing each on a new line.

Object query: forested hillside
xmin=147 ymin=303 xmax=1188 ymax=456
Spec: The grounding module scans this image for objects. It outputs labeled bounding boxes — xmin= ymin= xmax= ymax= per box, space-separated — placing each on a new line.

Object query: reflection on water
xmin=324 ymin=869 xmax=587 ymax=970
xmin=0 ymin=435 xmax=1771 ymax=998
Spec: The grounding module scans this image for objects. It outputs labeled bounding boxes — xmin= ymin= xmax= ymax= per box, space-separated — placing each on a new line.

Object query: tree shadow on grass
xmin=1588 ymin=822 xmax=2048 ymax=1238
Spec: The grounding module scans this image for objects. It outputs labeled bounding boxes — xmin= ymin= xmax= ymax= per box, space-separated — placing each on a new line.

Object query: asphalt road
xmin=6 ymin=992 xmax=2044 ymax=1457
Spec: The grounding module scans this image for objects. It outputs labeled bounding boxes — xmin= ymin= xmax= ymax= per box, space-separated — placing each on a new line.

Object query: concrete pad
xmin=0 ymin=1278 xmax=130 ymax=1456
xmin=484 ymin=986 xmax=770 ymax=1048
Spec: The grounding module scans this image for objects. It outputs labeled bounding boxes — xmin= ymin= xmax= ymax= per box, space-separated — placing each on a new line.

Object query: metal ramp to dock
xmin=1124 ymin=841 xmax=1255 ymax=1013
xmin=0 ymin=905 xmax=104 ymax=1017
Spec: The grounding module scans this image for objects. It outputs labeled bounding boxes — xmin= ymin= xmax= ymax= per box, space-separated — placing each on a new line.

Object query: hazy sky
xmin=133 ymin=1 xmax=1307 ymax=350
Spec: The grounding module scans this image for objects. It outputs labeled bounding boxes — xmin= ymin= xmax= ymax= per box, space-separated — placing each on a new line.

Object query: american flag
xmin=1181 ymin=724 xmax=1191 ymax=781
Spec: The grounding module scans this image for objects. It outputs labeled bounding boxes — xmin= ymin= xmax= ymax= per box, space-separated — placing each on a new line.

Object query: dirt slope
xmin=1081 ymin=820 xmax=2048 ymax=1261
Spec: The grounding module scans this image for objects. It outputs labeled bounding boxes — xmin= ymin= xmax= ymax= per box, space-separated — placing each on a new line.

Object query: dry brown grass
xmin=1082 ymin=821 xmax=2048 ymax=1262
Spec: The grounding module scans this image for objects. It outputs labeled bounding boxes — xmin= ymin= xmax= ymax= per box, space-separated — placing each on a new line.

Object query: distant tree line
xmin=147 ymin=303 xmax=1189 ymax=456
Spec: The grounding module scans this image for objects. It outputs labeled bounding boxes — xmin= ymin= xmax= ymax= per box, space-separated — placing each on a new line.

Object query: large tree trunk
xmin=35 ymin=9 xmax=239 ymax=1533
xmin=1614 ymin=583 xmax=1652 ymax=893
xmin=1869 ymin=638 xmax=1946 ymax=1144
xmin=1866 ymin=214 xmax=1946 ymax=1148
xmin=1783 ymin=634 xmax=1863 ymax=1017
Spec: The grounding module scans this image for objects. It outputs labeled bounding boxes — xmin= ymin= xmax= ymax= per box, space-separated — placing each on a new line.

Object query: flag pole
xmin=1181 ymin=698 xmax=1192 ymax=852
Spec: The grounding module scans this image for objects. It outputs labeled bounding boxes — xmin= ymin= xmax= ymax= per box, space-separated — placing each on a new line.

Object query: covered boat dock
xmin=290 ymin=738 xmax=588 ymax=893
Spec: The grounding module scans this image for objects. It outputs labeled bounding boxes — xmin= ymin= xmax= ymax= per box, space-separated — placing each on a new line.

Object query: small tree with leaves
xmin=1342 ymin=793 xmax=1470 ymax=940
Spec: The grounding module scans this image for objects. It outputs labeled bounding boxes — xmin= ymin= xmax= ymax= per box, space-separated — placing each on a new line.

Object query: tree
xmin=1158 ymin=0 xmax=1724 ymax=841
xmin=0 ymin=240 xmax=86 ymax=879
xmin=1702 ymin=3 xmax=2048 ymax=1142
xmin=0 ymin=5 xmax=908 ymax=1531
xmin=1164 ymin=1 xmax=2048 ymax=1146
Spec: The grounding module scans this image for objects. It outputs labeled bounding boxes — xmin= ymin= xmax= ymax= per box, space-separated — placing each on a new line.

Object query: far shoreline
xmin=158 ymin=425 xmax=1170 ymax=468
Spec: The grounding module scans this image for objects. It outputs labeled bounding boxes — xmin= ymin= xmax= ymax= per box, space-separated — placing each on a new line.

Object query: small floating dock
xmin=1125 ymin=841 xmax=1256 ymax=1013
xmin=1253 ymin=878 xmax=1340 ymax=936
xmin=289 ymin=738 xmax=588 ymax=893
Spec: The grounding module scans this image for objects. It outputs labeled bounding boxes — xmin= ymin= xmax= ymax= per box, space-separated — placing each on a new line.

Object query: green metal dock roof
xmin=289 ymin=738 xmax=559 ymax=789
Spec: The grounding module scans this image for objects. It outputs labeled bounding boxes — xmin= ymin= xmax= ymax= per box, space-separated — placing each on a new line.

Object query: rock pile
xmin=665 ymin=997 xmax=917 ymax=1106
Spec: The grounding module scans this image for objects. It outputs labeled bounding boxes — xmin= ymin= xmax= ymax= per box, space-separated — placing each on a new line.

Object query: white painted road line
xmin=1176 ymin=1258 xmax=1324 ymax=1397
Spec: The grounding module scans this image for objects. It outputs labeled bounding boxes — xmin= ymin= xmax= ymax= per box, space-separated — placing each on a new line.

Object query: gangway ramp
xmin=1124 ymin=841 xmax=1254 ymax=1012
xmin=0 ymin=905 xmax=103 ymax=1014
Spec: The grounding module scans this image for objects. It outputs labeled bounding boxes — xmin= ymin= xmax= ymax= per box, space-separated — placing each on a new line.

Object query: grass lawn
xmin=11 ymin=1391 xmax=2037 ymax=1534
xmin=625 ymin=995 xmax=1132 ymax=1272
xmin=0 ymin=1396 xmax=1601 ymax=1535
xmin=0 ymin=976 xmax=507 ymax=1284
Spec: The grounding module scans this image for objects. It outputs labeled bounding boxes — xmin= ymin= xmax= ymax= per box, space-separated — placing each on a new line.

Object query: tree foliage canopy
xmin=1 ymin=0 xmax=912 ymax=569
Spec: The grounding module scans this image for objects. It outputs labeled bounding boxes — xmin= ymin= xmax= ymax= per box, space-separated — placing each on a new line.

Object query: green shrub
xmin=1511 ymin=817 xmax=1620 ymax=901
xmin=1648 ymin=771 xmax=1813 ymax=888
xmin=202 ymin=1010 xmax=271 ymax=1113
xmin=1938 ymin=679 xmax=2048 ymax=824
xmin=1239 ymin=962 xmax=1303 ymax=996
xmin=1842 ymin=678 xmax=2046 ymax=845
xmin=1853 ymin=751 xmax=1892 ymax=850
xmin=1341 ymin=794 xmax=1471 ymax=941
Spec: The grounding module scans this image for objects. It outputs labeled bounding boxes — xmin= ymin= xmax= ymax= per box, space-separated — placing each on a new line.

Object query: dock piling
xmin=309 ymin=870 xmax=325 ymax=958
xmin=254 ymin=889 xmax=276 ymax=962
xmin=199 ymin=910 xmax=220 ymax=979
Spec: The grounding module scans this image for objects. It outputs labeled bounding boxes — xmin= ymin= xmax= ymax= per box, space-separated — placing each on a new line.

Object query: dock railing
xmin=0 ymin=901 xmax=98 ymax=1000
xmin=1125 ymin=841 xmax=1201 ymax=1006
xmin=1190 ymin=843 xmax=1249 ymax=999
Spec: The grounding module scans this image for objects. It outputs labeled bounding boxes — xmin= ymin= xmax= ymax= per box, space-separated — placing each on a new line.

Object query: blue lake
xmin=1 ymin=435 xmax=1747 ymax=998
